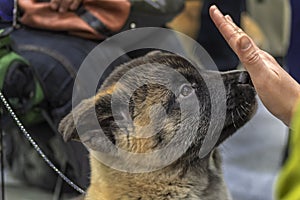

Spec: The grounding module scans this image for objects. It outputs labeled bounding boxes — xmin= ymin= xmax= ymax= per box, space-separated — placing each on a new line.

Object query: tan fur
xmin=94 ymin=84 xmax=116 ymax=101
xmin=59 ymin=52 xmax=257 ymax=200
xmin=86 ymin=154 xmax=222 ymax=200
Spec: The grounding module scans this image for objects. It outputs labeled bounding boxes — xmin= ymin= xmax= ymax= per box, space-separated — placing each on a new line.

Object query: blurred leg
xmin=197 ymin=0 xmax=245 ymax=71
xmin=287 ymin=0 xmax=300 ymax=83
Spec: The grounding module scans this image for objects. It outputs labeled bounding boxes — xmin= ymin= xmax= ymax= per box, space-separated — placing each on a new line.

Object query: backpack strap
xmin=76 ymin=6 xmax=113 ymax=37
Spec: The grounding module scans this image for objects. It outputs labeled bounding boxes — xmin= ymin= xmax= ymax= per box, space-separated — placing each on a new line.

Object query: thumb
xmin=236 ymin=36 xmax=264 ymax=76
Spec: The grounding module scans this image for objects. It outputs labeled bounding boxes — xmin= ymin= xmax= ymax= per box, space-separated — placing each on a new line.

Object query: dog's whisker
xmin=231 ymin=112 xmax=237 ymax=129
xmin=240 ymin=104 xmax=250 ymax=113
xmin=235 ymin=108 xmax=243 ymax=120
xmin=240 ymin=104 xmax=246 ymax=112
xmin=236 ymin=108 xmax=244 ymax=120
xmin=244 ymin=101 xmax=251 ymax=107
xmin=241 ymin=109 xmax=248 ymax=117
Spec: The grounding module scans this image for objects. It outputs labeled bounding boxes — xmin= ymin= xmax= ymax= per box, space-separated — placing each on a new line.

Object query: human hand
xmin=209 ymin=5 xmax=300 ymax=126
xmin=50 ymin=0 xmax=82 ymax=13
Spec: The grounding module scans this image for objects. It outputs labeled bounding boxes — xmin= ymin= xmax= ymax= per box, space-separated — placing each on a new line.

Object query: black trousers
xmin=197 ymin=0 xmax=246 ymax=71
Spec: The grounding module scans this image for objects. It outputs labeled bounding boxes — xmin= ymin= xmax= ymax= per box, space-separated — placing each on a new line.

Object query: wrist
xmin=290 ymin=95 xmax=300 ymax=125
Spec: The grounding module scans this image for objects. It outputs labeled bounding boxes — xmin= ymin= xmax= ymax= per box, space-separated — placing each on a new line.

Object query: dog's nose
xmin=238 ymin=71 xmax=253 ymax=86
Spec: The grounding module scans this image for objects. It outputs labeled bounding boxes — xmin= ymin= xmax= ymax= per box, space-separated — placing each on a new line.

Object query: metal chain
xmin=0 ymin=91 xmax=85 ymax=194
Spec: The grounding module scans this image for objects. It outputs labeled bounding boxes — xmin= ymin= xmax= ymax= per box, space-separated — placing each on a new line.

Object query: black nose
xmin=238 ymin=71 xmax=253 ymax=86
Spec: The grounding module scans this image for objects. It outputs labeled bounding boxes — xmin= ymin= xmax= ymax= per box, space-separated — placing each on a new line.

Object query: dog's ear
xmin=58 ymin=85 xmax=121 ymax=143
xmin=58 ymin=98 xmax=94 ymax=142
xmin=58 ymin=112 xmax=77 ymax=142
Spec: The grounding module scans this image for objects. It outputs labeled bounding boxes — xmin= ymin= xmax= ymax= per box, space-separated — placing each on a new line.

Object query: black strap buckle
xmin=76 ymin=5 xmax=113 ymax=37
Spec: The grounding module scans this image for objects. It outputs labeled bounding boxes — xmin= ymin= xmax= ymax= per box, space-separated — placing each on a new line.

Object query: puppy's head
xmin=59 ymin=52 xmax=256 ymax=169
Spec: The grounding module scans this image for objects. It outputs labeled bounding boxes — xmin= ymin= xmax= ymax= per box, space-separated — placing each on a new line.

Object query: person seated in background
xmin=0 ymin=0 xmax=185 ymax=195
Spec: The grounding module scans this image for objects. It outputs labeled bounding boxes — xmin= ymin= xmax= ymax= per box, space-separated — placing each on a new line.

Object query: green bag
xmin=0 ymin=27 xmax=44 ymax=125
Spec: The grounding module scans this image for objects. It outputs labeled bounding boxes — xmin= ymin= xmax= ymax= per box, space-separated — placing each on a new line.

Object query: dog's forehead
xmin=100 ymin=53 xmax=205 ymax=97
xmin=156 ymin=55 xmax=197 ymax=71
xmin=159 ymin=55 xmax=204 ymax=79
xmin=138 ymin=54 xmax=204 ymax=87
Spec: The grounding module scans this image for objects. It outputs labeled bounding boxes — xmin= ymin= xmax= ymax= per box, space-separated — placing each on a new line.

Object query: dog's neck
xmin=85 ymin=150 xmax=230 ymax=200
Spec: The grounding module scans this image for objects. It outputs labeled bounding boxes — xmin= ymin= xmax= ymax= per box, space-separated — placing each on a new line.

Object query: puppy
xmin=59 ymin=52 xmax=257 ymax=200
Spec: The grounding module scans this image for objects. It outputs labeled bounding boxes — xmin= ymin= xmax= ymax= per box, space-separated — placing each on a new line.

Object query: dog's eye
xmin=180 ymin=84 xmax=193 ymax=97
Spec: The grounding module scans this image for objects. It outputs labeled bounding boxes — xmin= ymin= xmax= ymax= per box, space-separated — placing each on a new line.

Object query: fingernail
xmin=225 ymin=15 xmax=233 ymax=22
xmin=240 ymin=36 xmax=251 ymax=51
xmin=212 ymin=6 xmax=223 ymax=17
xmin=210 ymin=5 xmax=217 ymax=11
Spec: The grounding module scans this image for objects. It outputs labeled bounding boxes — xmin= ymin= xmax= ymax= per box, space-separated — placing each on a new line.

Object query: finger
xmin=209 ymin=5 xmax=264 ymax=75
xmin=59 ymin=0 xmax=73 ymax=13
xmin=224 ymin=14 xmax=241 ymax=32
xmin=70 ymin=0 xmax=82 ymax=10
xmin=50 ymin=0 xmax=60 ymax=10
xmin=209 ymin=5 xmax=246 ymax=51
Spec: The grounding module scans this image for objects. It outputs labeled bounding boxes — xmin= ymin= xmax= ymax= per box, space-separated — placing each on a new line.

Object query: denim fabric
xmin=0 ymin=0 xmax=13 ymax=21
